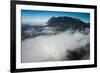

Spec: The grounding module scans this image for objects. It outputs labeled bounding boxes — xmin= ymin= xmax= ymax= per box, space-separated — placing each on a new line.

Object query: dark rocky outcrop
xmin=47 ymin=16 xmax=90 ymax=31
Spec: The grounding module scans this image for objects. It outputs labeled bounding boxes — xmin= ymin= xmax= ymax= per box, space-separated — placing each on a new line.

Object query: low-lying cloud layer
xmin=22 ymin=30 xmax=90 ymax=63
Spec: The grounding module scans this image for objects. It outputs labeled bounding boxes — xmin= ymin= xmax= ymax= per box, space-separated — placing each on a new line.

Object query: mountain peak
xmin=46 ymin=16 xmax=89 ymax=30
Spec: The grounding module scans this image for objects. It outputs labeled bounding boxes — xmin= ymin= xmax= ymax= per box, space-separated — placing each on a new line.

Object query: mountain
xmin=21 ymin=16 xmax=90 ymax=40
xmin=46 ymin=16 xmax=90 ymax=31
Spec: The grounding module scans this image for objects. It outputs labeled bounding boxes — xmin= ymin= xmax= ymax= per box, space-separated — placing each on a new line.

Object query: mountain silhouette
xmin=46 ymin=16 xmax=90 ymax=31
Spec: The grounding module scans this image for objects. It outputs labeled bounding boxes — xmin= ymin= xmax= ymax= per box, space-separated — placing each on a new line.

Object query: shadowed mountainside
xmin=46 ymin=16 xmax=90 ymax=31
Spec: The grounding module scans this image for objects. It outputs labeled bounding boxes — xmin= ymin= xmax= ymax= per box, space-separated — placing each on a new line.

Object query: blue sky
xmin=21 ymin=9 xmax=90 ymax=25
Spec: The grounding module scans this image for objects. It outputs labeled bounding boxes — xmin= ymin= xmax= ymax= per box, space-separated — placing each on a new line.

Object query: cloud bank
xmin=22 ymin=30 xmax=90 ymax=63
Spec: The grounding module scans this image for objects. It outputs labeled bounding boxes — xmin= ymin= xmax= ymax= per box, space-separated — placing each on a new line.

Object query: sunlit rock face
xmin=21 ymin=16 xmax=90 ymax=63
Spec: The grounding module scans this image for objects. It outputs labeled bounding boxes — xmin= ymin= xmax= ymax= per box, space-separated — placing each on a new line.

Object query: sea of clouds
xmin=21 ymin=30 xmax=90 ymax=63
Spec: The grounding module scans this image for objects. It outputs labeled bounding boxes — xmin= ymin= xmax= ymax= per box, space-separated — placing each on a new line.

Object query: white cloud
xmin=22 ymin=30 xmax=89 ymax=63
